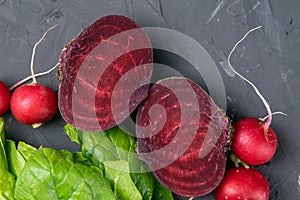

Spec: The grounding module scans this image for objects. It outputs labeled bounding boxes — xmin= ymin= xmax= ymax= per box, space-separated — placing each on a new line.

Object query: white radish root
xmin=259 ymin=111 xmax=288 ymax=122
xmin=9 ymin=25 xmax=59 ymax=91
xmin=30 ymin=24 xmax=58 ymax=84
xmin=9 ymin=62 xmax=59 ymax=91
xmin=227 ymin=26 xmax=274 ymax=130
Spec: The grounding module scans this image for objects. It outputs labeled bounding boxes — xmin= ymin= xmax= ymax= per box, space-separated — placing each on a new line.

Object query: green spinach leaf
xmin=0 ymin=118 xmax=15 ymax=200
xmin=152 ymin=179 xmax=174 ymax=200
xmin=5 ymin=140 xmax=25 ymax=177
xmin=64 ymin=124 xmax=173 ymax=200
xmin=104 ymin=160 xmax=142 ymax=200
xmin=14 ymin=148 xmax=116 ymax=200
xmin=17 ymin=141 xmax=37 ymax=161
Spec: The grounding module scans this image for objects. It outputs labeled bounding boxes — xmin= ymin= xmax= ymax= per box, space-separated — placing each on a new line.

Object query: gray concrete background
xmin=1 ymin=0 xmax=299 ymax=199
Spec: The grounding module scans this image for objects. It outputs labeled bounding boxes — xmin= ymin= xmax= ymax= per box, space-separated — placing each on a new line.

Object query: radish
xmin=0 ymin=81 xmax=10 ymax=116
xmin=226 ymin=26 xmax=286 ymax=165
xmin=214 ymin=167 xmax=270 ymax=200
xmin=10 ymin=25 xmax=59 ymax=128
xmin=231 ymin=117 xmax=277 ymax=165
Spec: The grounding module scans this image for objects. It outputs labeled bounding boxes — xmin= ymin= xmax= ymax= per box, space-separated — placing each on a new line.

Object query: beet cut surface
xmin=136 ymin=77 xmax=232 ymax=197
xmin=59 ymin=15 xmax=153 ymax=131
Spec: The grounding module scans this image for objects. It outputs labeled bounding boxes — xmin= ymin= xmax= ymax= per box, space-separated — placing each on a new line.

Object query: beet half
xmin=59 ymin=15 xmax=153 ymax=131
xmin=136 ymin=77 xmax=232 ymax=197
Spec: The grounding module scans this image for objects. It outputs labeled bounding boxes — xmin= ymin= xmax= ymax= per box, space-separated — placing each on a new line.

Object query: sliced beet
xmin=136 ymin=77 xmax=232 ymax=197
xmin=58 ymin=15 xmax=153 ymax=131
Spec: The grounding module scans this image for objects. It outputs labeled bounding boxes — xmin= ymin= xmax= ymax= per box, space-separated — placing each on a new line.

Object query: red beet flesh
xmin=59 ymin=15 xmax=153 ymax=131
xmin=136 ymin=77 xmax=232 ymax=197
xmin=214 ymin=167 xmax=270 ymax=200
xmin=0 ymin=81 xmax=10 ymax=116
xmin=231 ymin=118 xmax=277 ymax=165
xmin=10 ymin=83 xmax=58 ymax=126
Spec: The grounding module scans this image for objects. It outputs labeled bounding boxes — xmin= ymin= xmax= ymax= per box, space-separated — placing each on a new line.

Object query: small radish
xmin=0 ymin=81 xmax=10 ymax=115
xmin=226 ymin=26 xmax=285 ymax=165
xmin=214 ymin=167 xmax=270 ymax=200
xmin=10 ymin=25 xmax=59 ymax=128
xmin=231 ymin=118 xmax=277 ymax=165
xmin=10 ymin=84 xmax=58 ymax=128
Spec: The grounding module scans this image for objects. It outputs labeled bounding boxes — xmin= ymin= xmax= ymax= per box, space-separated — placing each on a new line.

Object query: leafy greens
xmin=0 ymin=118 xmax=15 ymax=200
xmin=64 ymin=124 xmax=174 ymax=200
xmin=0 ymin=118 xmax=173 ymax=200
xmin=14 ymin=148 xmax=115 ymax=200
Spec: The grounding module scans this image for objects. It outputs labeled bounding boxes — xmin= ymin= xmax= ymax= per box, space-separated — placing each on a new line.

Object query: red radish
xmin=10 ymin=84 xmax=58 ymax=128
xmin=10 ymin=25 xmax=59 ymax=128
xmin=226 ymin=26 xmax=283 ymax=165
xmin=0 ymin=81 xmax=10 ymax=115
xmin=231 ymin=118 xmax=277 ymax=165
xmin=214 ymin=167 xmax=270 ymax=200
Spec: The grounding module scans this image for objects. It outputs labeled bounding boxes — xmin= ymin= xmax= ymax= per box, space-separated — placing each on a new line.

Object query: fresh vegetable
xmin=214 ymin=167 xmax=270 ymax=200
xmin=58 ymin=15 xmax=153 ymax=132
xmin=136 ymin=77 xmax=232 ymax=197
xmin=2 ymin=118 xmax=172 ymax=200
xmin=63 ymin=124 xmax=174 ymax=200
xmin=104 ymin=160 xmax=143 ymax=200
xmin=0 ymin=81 xmax=10 ymax=116
xmin=10 ymin=84 xmax=58 ymax=128
xmin=1 ymin=18 xmax=281 ymax=199
xmin=16 ymin=141 xmax=37 ymax=160
xmin=226 ymin=26 xmax=279 ymax=165
xmin=231 ymin=118 xmax=277 ymax=165
xmin=0 ymin=118 xmax=15 ymax=200
xmin=152 ymin=179 xmax=175 ymax=200
xmin=10 ymin=26 xmax=58 ymax=128
xmin=213 ymin=26 xmax=279 ymax=200
xmin=5 ymin=140 xmax=26 ymax=177
xmin=15 ymin=148 xmax=116 ymax=200
xmin=1 ymin=118 xmax=116 ymax=200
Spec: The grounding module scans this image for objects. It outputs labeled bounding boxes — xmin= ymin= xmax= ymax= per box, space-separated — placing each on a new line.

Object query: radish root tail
xmin=30 ymin=24 xmax=58 ymax=84
xmin=259 ymin=111 xmax=288 ymax=122
xmin=9 ymin=62 xmax=59 ymax=91
xmin=227 ymin=26 xmax=273 ymax=130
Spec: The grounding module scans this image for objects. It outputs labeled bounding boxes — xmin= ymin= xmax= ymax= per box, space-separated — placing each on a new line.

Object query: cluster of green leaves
xmin=0 ymin=118 xmax=115 ymax=200
xmin=64 ymin=124 xmax=174 ymax=200
xmin=0 ymin=118 xmax=173 ymax=200
xmin=0 ymin=118 xmax=15 ymax=199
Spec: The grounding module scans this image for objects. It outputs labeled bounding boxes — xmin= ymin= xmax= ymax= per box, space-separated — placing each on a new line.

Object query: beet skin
xmin=58 ymin=15 xmax=153 ymax=131
xmin=136 ymin=77 xmax=232 ymax=197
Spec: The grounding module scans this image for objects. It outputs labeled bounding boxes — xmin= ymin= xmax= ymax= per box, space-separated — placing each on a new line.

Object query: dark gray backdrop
xmin=0 ymin=0 xmax=299 ymax=199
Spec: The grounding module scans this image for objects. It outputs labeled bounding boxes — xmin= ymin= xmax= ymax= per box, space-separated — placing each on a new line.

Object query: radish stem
xmin=9 ymin=62 xmax=59 ymax=91
xmin=230 ymin=153 xmax=249 ymax=169
xmin=227 ymin=26 xmax=273 ymax=130
xmin=30 ymin=24 xmax=58 ymax=84
xmin=234 ymin=162 xmax=239 ymax=168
